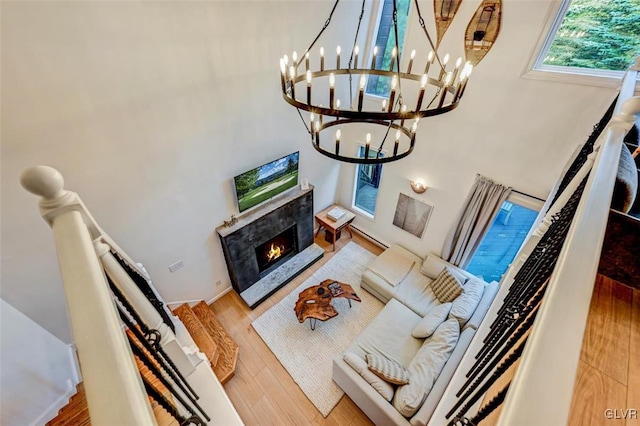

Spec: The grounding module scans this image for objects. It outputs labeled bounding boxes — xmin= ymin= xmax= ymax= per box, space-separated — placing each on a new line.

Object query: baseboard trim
xmin=350 ymin=225 xmax=389 ymax=249
xmin=166 ymin=287 xmax=233 ymax=309
xmin=31 ymin=379 xmax=76 ymax=426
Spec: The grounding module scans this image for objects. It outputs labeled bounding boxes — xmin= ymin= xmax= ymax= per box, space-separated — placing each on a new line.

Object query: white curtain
xmin=442 ymin=174 xmax=512 ymax=268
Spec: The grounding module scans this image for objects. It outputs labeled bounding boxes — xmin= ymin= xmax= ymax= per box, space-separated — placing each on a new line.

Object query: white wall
xmin=336 ymin=0 xmax=617 ymax=258
xmin=0 ymin=1 xmax=376 ymax=342
xmin=0 ymin=298 xmax=79 ymax=426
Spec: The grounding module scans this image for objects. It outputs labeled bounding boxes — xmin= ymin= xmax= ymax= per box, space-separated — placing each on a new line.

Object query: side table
xmin=315 ymin=204 xmax=356 ymax=251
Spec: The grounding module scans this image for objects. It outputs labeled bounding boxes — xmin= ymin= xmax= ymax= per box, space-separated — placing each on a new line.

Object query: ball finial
xmin=20 ymin=166 xmax=65 ymax=200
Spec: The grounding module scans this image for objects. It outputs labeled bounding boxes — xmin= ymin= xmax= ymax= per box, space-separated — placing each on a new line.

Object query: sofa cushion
xmin=465 ymin=280 xmax=499 ymax=330
xmin=393 ymin=319 xmax=460 ymax=417
xmin=366 ymin=353 xmax=411 ymax=385
xmin=393 ymin=271 xmax=440 ymax=317
xmin=344 ymin=352 xmax=395 ymax=401
xmin=367 ymin=244 xmax=416 ymax=287
xmin=449 ymin=278 xmax=485 ymax=327
xmin=412 ymin=302 xmax=452 ymax=338
xmin=347 ymin=298 xmax=423 ymax=367
xmin=420 ymin=254 xmax=473 ymax=282
xmin=431 ymin=268 xmax=464 ymax=303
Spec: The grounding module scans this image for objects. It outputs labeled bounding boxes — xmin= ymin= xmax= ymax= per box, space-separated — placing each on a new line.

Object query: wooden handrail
xmin=21 ymin=166 xmax=157 ymax=426
xmin=497 ymin=60 xmax=640 ymax=426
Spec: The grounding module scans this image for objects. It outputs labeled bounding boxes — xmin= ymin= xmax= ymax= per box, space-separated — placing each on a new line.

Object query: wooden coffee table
xmin=294 ymin=279 xmax=361 ymax=330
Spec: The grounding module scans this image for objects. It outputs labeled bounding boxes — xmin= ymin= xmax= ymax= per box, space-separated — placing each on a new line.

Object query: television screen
xmin=234 ymin=151 xmax=300 ymax=212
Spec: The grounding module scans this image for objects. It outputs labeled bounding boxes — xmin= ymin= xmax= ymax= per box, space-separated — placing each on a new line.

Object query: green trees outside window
xmin=543 ymin=0 xmax=640 ymax=71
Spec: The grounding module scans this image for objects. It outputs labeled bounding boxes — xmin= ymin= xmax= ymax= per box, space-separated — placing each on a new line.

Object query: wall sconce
xmin=410 ymin=181 xmax=428 ymax=194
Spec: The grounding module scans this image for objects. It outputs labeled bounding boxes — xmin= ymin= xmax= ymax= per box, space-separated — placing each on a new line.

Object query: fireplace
xmin=254 ymin=225 xmax=297 ymax=277
xmin=217 ymin=186 xmax=324 ymax=308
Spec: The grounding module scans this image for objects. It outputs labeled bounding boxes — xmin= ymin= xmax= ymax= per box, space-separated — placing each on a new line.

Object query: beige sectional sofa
xmin=332 ymin=245 xmax=499 ymax=426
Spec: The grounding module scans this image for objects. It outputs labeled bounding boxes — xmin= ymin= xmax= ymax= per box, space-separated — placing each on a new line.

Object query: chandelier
xmin=279 ymin=0 xmax=473 ymax=164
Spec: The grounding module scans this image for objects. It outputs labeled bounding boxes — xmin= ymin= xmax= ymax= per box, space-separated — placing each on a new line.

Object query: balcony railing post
xmin=21 ymin=166 xmax=157 ymax=426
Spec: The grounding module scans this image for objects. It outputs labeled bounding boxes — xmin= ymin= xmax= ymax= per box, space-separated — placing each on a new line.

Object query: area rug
xmin=251 ymin=241 xmax=384 ymax=417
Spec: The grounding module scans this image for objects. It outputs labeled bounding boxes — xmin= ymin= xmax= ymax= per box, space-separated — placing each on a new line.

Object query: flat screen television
xmin=234 ymin=151 xmax=300 ymax=212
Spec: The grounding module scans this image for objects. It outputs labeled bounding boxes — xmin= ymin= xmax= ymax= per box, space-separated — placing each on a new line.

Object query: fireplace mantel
xmin=216 ymin=185 xmax=323 ymax=308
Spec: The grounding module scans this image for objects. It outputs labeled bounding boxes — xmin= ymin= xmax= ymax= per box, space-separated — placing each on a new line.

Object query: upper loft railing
xmin=498 ymin=59 xmax=639 ymax=426
xmin=431 ymin=58 xmax=640 ymax=425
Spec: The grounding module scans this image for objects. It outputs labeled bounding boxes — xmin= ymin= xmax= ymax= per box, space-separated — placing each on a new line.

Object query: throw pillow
xmin=412 ymin=302 xmax=452 ymax=338
xmin=393 ymin=319 xmax=460 ymax=417
xmin=365 ymin=353 xmax=411 ymax=385
xmin=449 ymin=278 xmax=485 ymax=327
xmin=431 ymin=267 xmax=464 ymax=303
xmin=343 ymin=352 xmax=395 ymax=401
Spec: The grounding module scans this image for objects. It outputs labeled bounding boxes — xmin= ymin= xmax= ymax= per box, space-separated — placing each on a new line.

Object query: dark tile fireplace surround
xmin=216 ymin=186 xmax=324 ymax=308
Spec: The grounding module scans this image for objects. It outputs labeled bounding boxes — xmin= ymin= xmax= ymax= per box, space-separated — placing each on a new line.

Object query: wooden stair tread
xmin=172 ymin=303 xmax=220 ymax=366
xmin=191 ymin=301 xmax=239 ymax=384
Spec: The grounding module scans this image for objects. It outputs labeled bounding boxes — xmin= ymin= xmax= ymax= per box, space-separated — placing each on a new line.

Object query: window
xmin=366 ymin=0 xmax=411 ymax=97
xmin=353 ymin=146 xmax=384 ymax=216
xmin=532 ymin=0 xmax=640 ymax=77
xmin=465 ymin=200 xmax=539 ymax=282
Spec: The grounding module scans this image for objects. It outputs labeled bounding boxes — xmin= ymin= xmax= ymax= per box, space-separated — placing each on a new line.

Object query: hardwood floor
xmin=568 ymin=275 xmax=640 ymax=426
xmin=211 ymin=238 xmax=640 ymax=426
xmin=210 ymin=231 xmax=383 ymax=425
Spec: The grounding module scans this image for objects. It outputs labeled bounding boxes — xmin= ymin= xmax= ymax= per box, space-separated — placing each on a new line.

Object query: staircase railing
xmin=21 ymin=166 xmax=157 ymax=425
xmin=21 ymin=167 xmax=213 ymax=425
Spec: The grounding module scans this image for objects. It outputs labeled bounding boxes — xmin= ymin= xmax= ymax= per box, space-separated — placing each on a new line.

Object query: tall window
xmin=538 ymin=0 xmax=640 ymax=73
xmin=366 ymin=0 xmax=411 ymax=97
xmin=466 ymin=200 xmax=539 ymax=282
xmin=353 ymin=146 xmax=384 ymax=216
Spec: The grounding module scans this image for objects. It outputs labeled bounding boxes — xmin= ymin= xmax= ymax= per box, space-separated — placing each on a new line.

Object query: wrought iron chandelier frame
xmin=279 ymin=0 xmax=472 ymax=164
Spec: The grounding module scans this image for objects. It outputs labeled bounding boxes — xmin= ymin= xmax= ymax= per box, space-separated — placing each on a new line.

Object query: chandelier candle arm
xmin=407 ymin=49 xmax=416 ymax=73
xmin=320 ymin=47 xmax=325 ymax=71
xmin=394 ymin=130 xmax=400 ymax=156
xmin=354 ymin=45 xmax=359 ymax=68
xmin=335 ymin=129 xmax=341 ymax=155
xmin=364 ymin=133 xmax=371 ymax=159
xmin=306 ymin=71 xmax=312 ymax=104
xmin=437 ymin=72 xmax=453 ymax=108
xmin=358 ymin=75 xmax=365 ymax=112
xmin=424 ymin=51 xmax=435 ymax=75
xmin=305 ymin=52 xmax=310 ymax=71
xmin=371 ymin=46 xmax=378 ymax=69
xmin=329 ymin=73 xmax=335 ymax=109
xmin=336 ymin=46 xmax=341 ymax=69
xmin=438 ymin=53 xmax=450 ymax=79
xmin=451 ymin=57 xmax=462 ymax=83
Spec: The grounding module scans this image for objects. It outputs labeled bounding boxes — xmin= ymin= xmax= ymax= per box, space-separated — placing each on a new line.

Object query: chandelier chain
xmin=296 ymin=0 xmax=341 ymax=69
xmin=413 ymin=0 xmax=445 ymax=69
xmin=347 ymin=0 xmax=366 ymax=111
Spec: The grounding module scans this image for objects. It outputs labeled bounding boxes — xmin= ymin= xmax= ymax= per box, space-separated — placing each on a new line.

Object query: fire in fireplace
xmin=254 ymin=225 xmax=298 ymax=276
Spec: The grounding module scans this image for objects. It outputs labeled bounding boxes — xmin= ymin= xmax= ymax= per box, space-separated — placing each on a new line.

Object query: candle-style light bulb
xmin=382 ymin=99 xmax=387 ymax=111
xmin=310 ymin=113 xmax=315 ymax=124
xmin=305 ymin=52 xmax=310 ymax=70
xmin=371 ymin=46 xmax=378 ymax=69
xmin=439 ymin=53 xmax=450 ymax=80
xmin=336 ymin=45 xmax=341 ymax=69
xmin=292 ymin=51 xmax=298 ymax=63
xmin=394 ymin=130 xmax=400 ymax=156
xmin=354 ymin=45 xmax=360 ymax=68
xmin=320 ymin=47 xmax=325 ymax=71
xmin=421 ymin=73 xmax=428 ymax=88
xmin=390 ymin=46 xmax=397 ymax=71
xmin=329 ymin=73 xmax=335 ymax=109
xmin=445 ymin=71 xmax=453 ymax=86
xmin=437 ymin=71 xmax=453 ymax=108
xmin=452 ymin=57 xmax=463 ymax=82
xmin=442 ymin=53 xmax=450 ymax=66
xmin=416 ymin=73 xmax=427 ymax=110
xmin=336 ymin=99 xmax=341 ymax=109
xmin=306 ymin=70 xmax=312 ymax=104
xmin=335 ymin=129 xmax=341 ymax=154
xmin=358 ymin=75 xmax=366 ymax=111
xmin=407 ymin=49 xmax=416 ymax=73
xmin=424 ymin=50 xmax=434 ymax=74
xmin=283 ymin=54 xmax=289 ymax=66
xmin=400 ymin=104 xmax=408 ymax=126
xmin=364 ymin=133 xmax=371 ymax=158
xmin=280 ymin=58 xmax=287 ymax=91
xmin=388 ymin=75 xmax=397 ymax=112
xmin=280 ymin=58 xmax=286 ymax=75
xmin=315 ymin=120 xmax=320 ymax=144
xmin=288 ymin=66 xmax=296 ymax=99
xmin=411 ymin=121 xmax=418 ymax=133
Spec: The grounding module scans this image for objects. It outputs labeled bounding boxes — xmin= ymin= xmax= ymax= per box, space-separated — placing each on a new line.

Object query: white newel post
xmin=21 ymin=166 xmax=156 ymax=426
